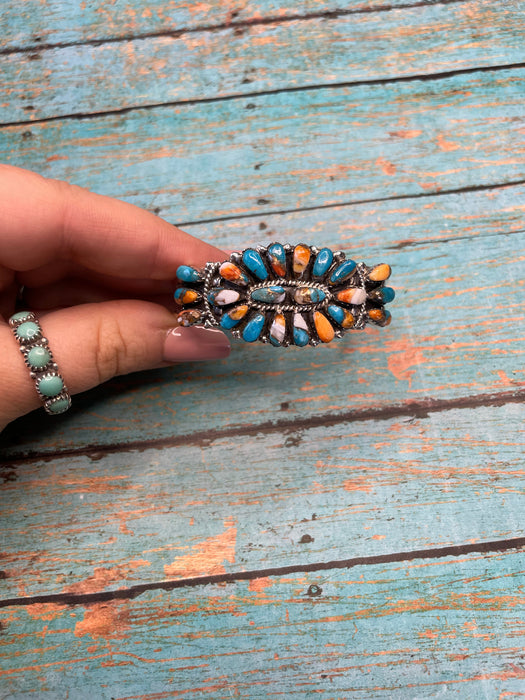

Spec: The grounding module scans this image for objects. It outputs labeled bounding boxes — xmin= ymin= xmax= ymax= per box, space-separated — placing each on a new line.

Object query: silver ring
xmin=9 ymin=311 xmax=72 ymax=415
xmin=174 ymin=243 xmax=394 ymax=347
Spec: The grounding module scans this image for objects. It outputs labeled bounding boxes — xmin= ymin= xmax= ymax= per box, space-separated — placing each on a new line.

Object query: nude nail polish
xmin=163 ymin=326 xmax=231 ymax=363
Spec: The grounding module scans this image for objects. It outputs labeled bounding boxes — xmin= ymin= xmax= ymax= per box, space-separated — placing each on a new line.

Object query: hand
xmin=0 ymin=165 xmax=230 ymax=430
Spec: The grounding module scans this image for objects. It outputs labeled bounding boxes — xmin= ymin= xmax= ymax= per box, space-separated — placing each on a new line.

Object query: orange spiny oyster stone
xmin=368 ymin=308 xmax=392 ymax=326
xmin=341 ymin=310 xmax=355 ymax=328
xmin=220 ymin=304 xmax=249 ymax=330
xmin=314 ymin=311 xmax=335 ymax=343
xmin=229 ymin=304 xmax=249 ymax=321
xmin=220 ymin=262 xmax=249 ymax=285
xmin=293 ymin=244 xmax=311 ymax=277
xmin=337 ymin=287 xmax=367 ymax=305
xmin=368 ymin=263 xmax=391 ymax=282
xmin=178 ymin=289 xmax=199 ymax=304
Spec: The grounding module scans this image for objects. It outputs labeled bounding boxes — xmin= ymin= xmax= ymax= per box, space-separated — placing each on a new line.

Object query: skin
xmin=0 ymin=164 xmax=226 ymax=430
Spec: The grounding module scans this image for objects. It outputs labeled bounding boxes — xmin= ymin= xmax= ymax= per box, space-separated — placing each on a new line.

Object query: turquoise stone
xmin=329 ymin=259 xmax=356 ymax=284
xmin=381 ymin=286 xmax=396 ymax=304
xmin=293 ymin=327 xmax=309 ymax=347
xmin=242 ymin=313 xmax=265 ymax=342
xmin=47 ymin=397 xmax=70 ymax=414
xmin=37 ymin=374 xmax=63 ymax=397
xmin=220 ymin=314 xmax=240 ymax=330
xmin=327 ymin=304 xmax=345 ymax=324
xmin=242 ymin=249 xmax=268 ymax=280
xmin=267 ymin=244 xmax=286 ymax=276
xmin=312 ymin=248 xmax=333 ymax=278
xmin=175 ymin=265 xmax=201 ymax=283
xmin=294 ymin=286 xmax=326 ymax=304
xmin=27 ymin=346 xmax=51 ymax=369
xmin=15 ymin=321 xmax=40 ymax=342
xmin=10 ymin=311 xmax=32 ymax=322
xmin=250 ymin=286 xmax=286 ymax=303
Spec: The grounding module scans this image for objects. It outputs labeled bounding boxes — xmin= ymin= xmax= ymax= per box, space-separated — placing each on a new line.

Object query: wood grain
xmin=3 ymin=0 xmax=524 ymax=122
xmin=1 ymin=183 xmax=523 ymax=457
xmin=3 ymin=68 xmax=524 ymax=222
xmin=1 ymin=403 xmax=523 ymax=596
xmin=1 ymin=548 xmax=524 ymax=697
xmin=2 ymin=0 xmax=462 ymax=50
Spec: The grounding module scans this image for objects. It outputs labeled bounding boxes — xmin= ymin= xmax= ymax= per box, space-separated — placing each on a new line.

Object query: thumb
xmin=2 ymin=301 xmax=230 ymax=427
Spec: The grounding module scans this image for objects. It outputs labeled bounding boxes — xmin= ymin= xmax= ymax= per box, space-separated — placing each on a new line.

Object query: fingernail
xmin=163 ymin=326 xmax=231 ymax=363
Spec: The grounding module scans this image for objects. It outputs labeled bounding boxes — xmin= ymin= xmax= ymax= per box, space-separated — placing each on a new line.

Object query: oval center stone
xmin=294 ymin=286 xmax=326 ymax=304
xmin=250 ymin=286 xmax=286 ymax=304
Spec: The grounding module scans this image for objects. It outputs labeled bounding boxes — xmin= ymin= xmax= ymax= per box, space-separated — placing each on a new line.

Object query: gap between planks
xmin=3 ymin=61 xmax=525 ymax=130
xmin=173 ymin=180 xmax=525 ymax=228
xmin=2 ymin=388 xmax=523 ymax=463
xmin=1 ymin=536 xmax=524 ymax=609
xmin=0 ymin=0 xmax=472 ymax=55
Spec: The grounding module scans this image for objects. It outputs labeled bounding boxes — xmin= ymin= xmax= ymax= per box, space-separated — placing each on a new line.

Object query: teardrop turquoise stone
xmin=176 ymin=265 xmax=201 ymax=283
xmin=329 ymin=260 xmax=356 ymax=284
xmin=327 ymin=304 xmax=345 ymax=324
xmin=313 ymin=248 xmax=333 ymax=277
xmin=242 ymin=313 xmax=265 ymax=342
xmin=267 ymin=244 xmax=286 ymax=276
xmin=251 ymin=286 xmax=286 ymax=303
xmin=293 ymin=327 xmax=309 ymax=347
xmin=381 ymin=286 xmax=396 ymax=304
xmin=242 ymin=249 xmax=268 ymax=280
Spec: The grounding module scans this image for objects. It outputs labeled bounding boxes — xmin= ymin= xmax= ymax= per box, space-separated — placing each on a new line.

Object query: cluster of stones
xmin=174 ymin=243 xmax=394 ymax=347
xmin=8 ymin=311 xmax=71 ymax=414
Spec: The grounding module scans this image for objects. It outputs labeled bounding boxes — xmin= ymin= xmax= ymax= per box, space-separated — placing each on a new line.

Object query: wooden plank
xmin=2 ymin=0 xmax=451 ymax=50
xmin=2 ymin=69 xmax=524 ymax=222
xmin=1 ymin=403 xmax=523 ymax=596
xmin=1 ymin=183 xmax=523 ymax=456
xmin=1 ymin=548 xmax=524 ymax=696
xmin=4 ymin=0 xmax=524 ymax=123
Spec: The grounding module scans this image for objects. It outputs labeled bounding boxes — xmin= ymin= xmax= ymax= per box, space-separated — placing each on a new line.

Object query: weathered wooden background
xmin=1 ymin=0 xmax=524 ymax=697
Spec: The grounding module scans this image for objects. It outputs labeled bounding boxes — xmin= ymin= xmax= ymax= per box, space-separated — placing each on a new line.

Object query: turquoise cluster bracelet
xmin=174 ymin=243 xmax=394 ymax=347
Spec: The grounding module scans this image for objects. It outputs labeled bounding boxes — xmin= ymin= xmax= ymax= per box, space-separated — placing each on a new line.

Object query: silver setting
xmin=9 ymin=311 xmax=72 ymax=416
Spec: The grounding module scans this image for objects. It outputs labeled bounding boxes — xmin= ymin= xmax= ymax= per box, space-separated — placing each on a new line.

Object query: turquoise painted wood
xmin=4 ymin=0 xmax=524 ymax=122
xmin=1 ymin=403 xmax=523 ymax=597
xmin=1 ymin=184 xmax=523 ymax=456
xmin=1 ymin=549 xmax=524 ymax=697
xmin=3 ymin=68 xmax=523 ymax=223
xmin=2 ymin=0 xmax=445 ymax=49
xmin=2 ymin=0 xmax=524 ymax=695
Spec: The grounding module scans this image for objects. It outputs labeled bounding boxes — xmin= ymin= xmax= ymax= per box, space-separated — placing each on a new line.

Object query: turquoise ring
xmin=9 ymin=311 xmax=72 ymax=415
xmin=175 ymin=243 xmax=394 ymax=347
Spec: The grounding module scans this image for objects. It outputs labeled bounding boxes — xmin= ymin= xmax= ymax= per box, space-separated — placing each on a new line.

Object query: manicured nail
xmin=163 ymin=326 xmax=231 ymax=363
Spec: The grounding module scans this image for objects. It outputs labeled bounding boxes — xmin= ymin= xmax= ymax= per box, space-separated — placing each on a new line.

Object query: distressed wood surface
xmin=1 ymin=403 xmax=523 ymax=598
xmin=1 ymin=548 xmax=524 ymax=697
xmin=1 ymin=184 xmax=523 ymax=457
xmin=2 ymin=0 xmax=463 ymax=50
xmin=2 ymin=0 xmax=524 ymax=696
xmin=4 ymin=0 xmax=524 ymax=123
xmin=3 ymin=68 xmax=524 ymax=224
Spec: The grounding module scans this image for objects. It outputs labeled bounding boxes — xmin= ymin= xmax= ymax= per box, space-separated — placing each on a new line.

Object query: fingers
xmin=22 ymin=277 xmax=177 ymax=309
xmin=1 ymin=302 xmax=230 ymax=429
xmin=0 ymin=164 xmax=225 ymax=279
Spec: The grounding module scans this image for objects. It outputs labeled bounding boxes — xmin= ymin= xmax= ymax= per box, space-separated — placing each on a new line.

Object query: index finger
xmin=0 ymin=164 xmax=225 ymax=279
